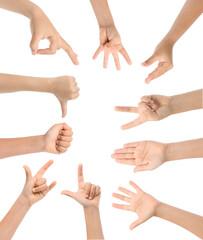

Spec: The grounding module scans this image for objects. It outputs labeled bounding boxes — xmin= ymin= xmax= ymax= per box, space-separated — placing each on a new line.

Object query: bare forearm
xmin=89 ymin=0 xmax=115 ymax=27
xmin=163 ymin=0 xmax=203 ymax=45
xmin=0 ymin=0 xmax=41 ymax=19
xmin=170 ymin=89 xmax=202 ymax=115
xmin=0 ymin=194 xmax=31 ymax=240
xmin=0 ymin=135 xmax=44 ymax=159
xmin=165 ymin=138 xmax=203 ymax=162
xmin=155 ymin=202 xmax=203 ymax=239
xmin=0 ymin=73 xmax=54 ymax=94
xmin=84 ymin=206 xmax=104 ymax=240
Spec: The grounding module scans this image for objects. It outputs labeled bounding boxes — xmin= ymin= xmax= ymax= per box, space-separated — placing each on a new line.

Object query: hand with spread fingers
xmin=62 ymin=164 xmax=101 ymax=207
xmin=112 ymin=181 xmax=160 ymax=230
xmin=115 ymin=95 xmax=172 ymax=130
xmin=93 ymin=27 xmax=132 ymax=70
xmin=22 ymin=160 xmax=56 ymax=205
xmin=112 ymin=141 xmax=167 ymax=172
xmin=43 ymin=123 xmax=73 ymax=154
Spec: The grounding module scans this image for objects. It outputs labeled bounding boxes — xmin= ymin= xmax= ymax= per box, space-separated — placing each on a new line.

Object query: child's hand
xmin=21 ymin=160 xmax=56 ymax=206
xmin=52 ymin=76 xmax=80 ymax=117
xmin=142 ymin=40 xmax=173 ymax=83
xmin=112 ymin=141 xmax=167 ymax=172
xmin=43 ymin=123 xmax=73 ymax=154
xmin=93 ymin=26 xmax=132 ymax=70
xmin=62 ymin=164 xmax=101 ymax=208
xmin=112 ymin=181 xmax=160 ymax=230
xmin=115 ymin=94 xmax=172 ymax=129
xmin=30 ymin=10 xmax=79 ymax=65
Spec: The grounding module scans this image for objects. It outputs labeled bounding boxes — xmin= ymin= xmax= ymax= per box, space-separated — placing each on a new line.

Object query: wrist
xmin=84 ymin=205 xmax=99 ymax=211
xmin=34 ymin=135 xmax=45 ymax=152
xmin=154 ymin=202 xmax=165 ymax=218
xmin=22 ymin=2 xmax=42 ymax=19
xmin=18 ymin=194 xmax=32 ymax=209
xmin=162 ymin=34 xmax=176 ymax=47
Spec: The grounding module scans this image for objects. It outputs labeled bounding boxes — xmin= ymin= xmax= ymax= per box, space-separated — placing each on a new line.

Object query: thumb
xmin=61 ymin=190 xmax=75 ymax=199
xmin=133 ymin=165 xmax=148 ymax=173
xmin=30 ymin=34 xmax=41 ymax=55
xmin=141 ymin=55 xmax=156 ymax=67
xmin=130 ymin=219 xmax=142 ymax=230
xmin=23 ymin=166 xmax=32 ymax=182
xmin=60 ymin=101 xmax=68 ymax=118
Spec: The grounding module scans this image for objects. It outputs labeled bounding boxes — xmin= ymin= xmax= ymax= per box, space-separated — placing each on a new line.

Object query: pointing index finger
xmin=35 ymin=160 xmax=54 ymax=179
xmin=78 ymin=164 xmax=84 ymax=186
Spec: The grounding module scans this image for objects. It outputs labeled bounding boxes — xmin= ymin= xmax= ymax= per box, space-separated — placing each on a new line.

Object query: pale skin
xmin=0 ymin=73 xmax=80 ymax=117
xmin=112 ymin=181 xmax=203 ymax=239
xmin=0 ymin=0 xmax=79 ymax=64
xmin=115 ymin=89 xmax=202 ymax=130
xmin=142 ymin=0 xmax=203 ymax=83
xmin=0 ymin=123 xmax=73 ymax=159
xmin=112 ymin=138 xmax=203 ymax=172
xmin=62 ymin=164 xmax=104 ymax=240
xmin=0 ymin=160 xmax=56 ymax=240
xmin=90 ymin=0 xmax=132 ymax=70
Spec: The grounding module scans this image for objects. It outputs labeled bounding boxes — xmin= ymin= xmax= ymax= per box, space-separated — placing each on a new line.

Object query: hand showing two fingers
xmin=30 ymin=11 xmax=79 ymax=65
xmin=22 ymin=160 xmax=56 ymax=205
xmin=93 ymin=27 xmax=132 ymax=70
xmin=62 ymin=164 xmax=101 ymax=208
xmin=112 ymin=181 xmax=160 ymax=230
xmin=115 ymin=94 xmax=172 ymax=130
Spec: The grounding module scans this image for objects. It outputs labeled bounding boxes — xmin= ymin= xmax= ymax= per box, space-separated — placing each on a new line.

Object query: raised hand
xmin=112 ymin=181 xmax=160 ymax=230
xmin=43 ymin=123 xmax=73 ymax=154
xmin=142 ymin=40 xmax=173 ymax=84
xmin=112 ymin=141 xmax=167 ymax=172
xmin=51 ymin=76 xmax=80 ymax=117
xmin=115 ymin=94 xmax=172 ymax=129
xmin=21 ymin=160 xmax=56 ymax=205
xmin=30 ymin=9 xmax=79 ymax=65
xmin=93 ymin=27 xmax=132 ymax=70
xmin=61 ymin=164 xmax=101 ymax=208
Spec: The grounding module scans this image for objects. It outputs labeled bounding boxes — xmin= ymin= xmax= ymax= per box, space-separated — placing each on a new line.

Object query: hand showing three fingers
xmin=93 ymin=27 xmax=132 ymax=70
xmin=112 ymin=181 xmax=160 ymax=230
xmin=115 ymin=94 xmax=172 ymax=129
xmin=112 ymin=141 xmax=167 ymax=172
xmin=62 ymin=164 xmax=101 ymax=208
xmin=30 ymin=10 xmax=79 ymax=65
xmin=21 ymin=160 xmax=56 ymax=206
xmin=43 ymin=123 xmax=73 ymax=154
xmin=142 ymin=40 xmax=174 ymax=83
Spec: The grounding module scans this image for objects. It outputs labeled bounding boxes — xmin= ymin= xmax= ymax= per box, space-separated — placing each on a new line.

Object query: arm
xmin=0 ymin=160 xmax=56 ymax=240
xmin=115 ymin=89 xmax=203 ymax=129
xmin=0 ymin=0 xmax=78 ymax=63
xmin=142 ymin=0 xmax=203 ymax=83
xmin=90 ymin=0 xmax=131 ymax=70
xmin=0 ymin=123 xmax=73 ymax=159
xmin=0 ymin=73 xmax=79 ymax=117
xmin=62 ymin=164 xmax=104 ymax=240
xmin=166 ymin=138 xmax=203 ymax=161
xmin=113 ymin=181 xmax=203 ymax=238
xmin=155 ymin=203 xmax=203 ymax=239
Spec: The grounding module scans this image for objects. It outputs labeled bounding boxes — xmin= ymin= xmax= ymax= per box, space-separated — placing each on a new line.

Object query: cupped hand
xmin=115 ymin=94 xmax=172 ymax=129
xmin=30 ymin=10 xmax=79 ymax=65
xmin=62 ymin=164 xmax=101 ymax=208
xmin=52 ymin=76 xmax=80 ymax=117
xmin=112 ymin=141 xmax=167 ymax=172
xmin=21 ymin=160 xmax=56 ymax=206
xmin=93 ymin=26 xmax=132 ymax=70
xmin=112 ymin=181 xmax=159 ymax=230
xmin=43 ymin=123 xmax=73 ymax=154
xmin=142 ymin=40 xmax=173 ymax=83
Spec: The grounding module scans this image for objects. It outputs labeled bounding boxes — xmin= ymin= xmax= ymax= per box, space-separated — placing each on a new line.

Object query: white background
xmin=0 ymin=0 xmax=202 ymax=239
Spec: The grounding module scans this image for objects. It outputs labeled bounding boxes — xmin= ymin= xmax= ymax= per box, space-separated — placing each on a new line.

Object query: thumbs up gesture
xmin=21 ymin=160 xmax=56 ymax=206
xmin=62 ymin=164 xmax=101 ymax=208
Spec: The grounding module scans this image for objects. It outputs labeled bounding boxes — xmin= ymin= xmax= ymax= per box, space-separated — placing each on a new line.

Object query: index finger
xmin=78 ymin=164 xmax=84 ymax=186
xmin=61 ymin=39 xmax=79 ymax=65
xmin=115 ymin=106 xmax=138 ymax=113
xmin=35 ymin=160 xmax=54 ymax=179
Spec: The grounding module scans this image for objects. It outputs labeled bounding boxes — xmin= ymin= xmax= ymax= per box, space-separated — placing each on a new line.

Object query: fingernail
xmin=32 ymin=189 xmax=35 ymax=193
xmin=89 ymin=196 xmax=93 ymax=199
xmin=85 ymin=195 xmax=89 ymax=198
